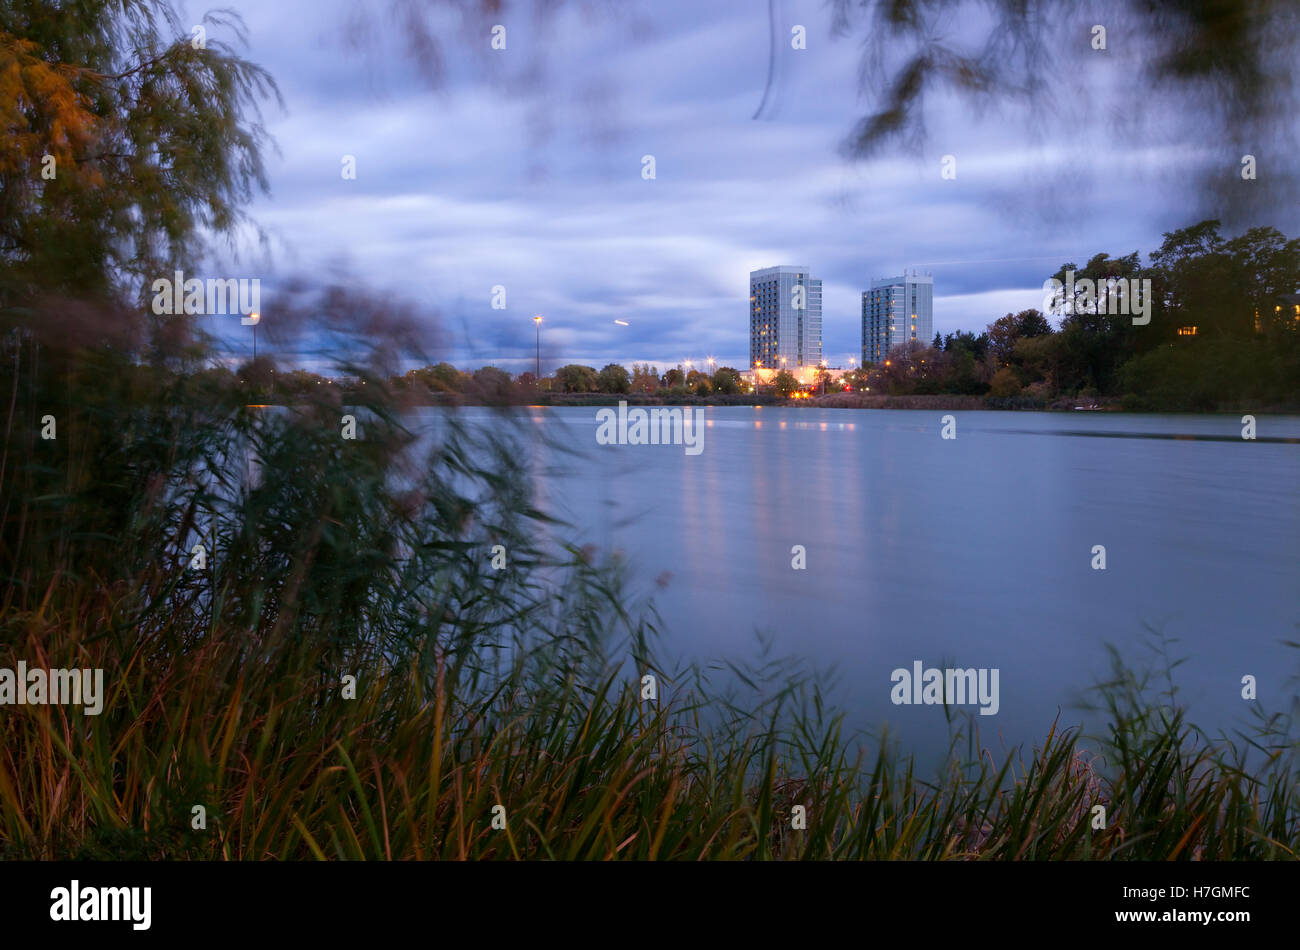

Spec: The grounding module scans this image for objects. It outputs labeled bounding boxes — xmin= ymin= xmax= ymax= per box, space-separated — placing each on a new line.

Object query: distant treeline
xmin=852 ymin=220 xmax=1300 ymax=411
xmin=210 ymin=360 xmax=756 ymax=405
xmin=213 ymin=219 xmax=1299 ymax=412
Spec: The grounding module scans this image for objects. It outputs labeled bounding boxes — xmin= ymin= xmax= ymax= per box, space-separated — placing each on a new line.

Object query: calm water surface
xmin=443 ymin=406 xmax=1300 ymax=759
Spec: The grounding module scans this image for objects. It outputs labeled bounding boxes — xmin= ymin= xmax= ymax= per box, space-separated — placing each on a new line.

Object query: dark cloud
xmin=186 ymin=0 xmax=1300 ymax=372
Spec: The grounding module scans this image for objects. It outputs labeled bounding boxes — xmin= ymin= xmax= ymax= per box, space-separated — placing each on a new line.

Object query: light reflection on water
xmin=416 ymin=406 xmax=1300 ymax=761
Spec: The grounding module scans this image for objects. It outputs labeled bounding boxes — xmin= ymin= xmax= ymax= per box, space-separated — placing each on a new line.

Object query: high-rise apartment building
xmin=749 ymin=266 xmax=822 ymax=371
xmin=862 ymin=271 xmax=933 ymax=364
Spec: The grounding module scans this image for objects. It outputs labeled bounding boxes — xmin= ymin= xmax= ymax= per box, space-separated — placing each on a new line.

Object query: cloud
xmin=191 ymin=0 xmax=1300 ymax=372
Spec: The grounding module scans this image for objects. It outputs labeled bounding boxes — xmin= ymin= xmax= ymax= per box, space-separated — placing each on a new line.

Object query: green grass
xmin=1 ymin=336 xmax=1297 ymax=860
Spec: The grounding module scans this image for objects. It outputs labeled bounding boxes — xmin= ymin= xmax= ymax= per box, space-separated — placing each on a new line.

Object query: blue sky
xmin=183 ymin=0 xmax=1299 ymax=374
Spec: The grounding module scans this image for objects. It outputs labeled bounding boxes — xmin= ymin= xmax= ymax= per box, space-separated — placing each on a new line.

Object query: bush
xmin=988 ymin=366 xmax=1022 ymax=398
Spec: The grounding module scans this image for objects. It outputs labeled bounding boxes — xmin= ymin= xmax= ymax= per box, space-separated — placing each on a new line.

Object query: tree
xmin=813 ymin=365 xmax=833 ymax=395
xmin=1013 ymin=334 xmax=1062 ymax=391
xmin=0 ymin=2 xmax=280 ymax=307
xmin=1222 ymin=226 xmax=1300 ymax=335
xmin=1 ymin=2 xmax=281 ymax=593
xmin=844 ymin=367 xmax=872 ymax=391
xmin=279 ymin=368 xmax=324 ymax=395
xmin=1017 ymin=309 xmax=1052 ymax=338
xmin=942 ymin=330 xmax=990 ymax=362
xmin=429 ymin=362 xmax=465 ymax=391
xmin=555 ymin=363 xmax=599 ymax=393
xmin=987 ymin=314 xmax=1021 ymax=366
xmin=472 ymin=365 xmax=511 ymax=400
xmin=772 ymin=370 xmax=798 ymax=397
xmin=596 ymin=362 xmax=630 ymax=393
xmin=1046 ymin=253 xmax=1144 ymax=336
xmin=630 ymin=363 xmax=659 ymax=393
xmin=710 ymin=366 xmax=741 ymax=394
xmin=1146 ymin=222 xmax=1238 ymax=342
xmin=988 ymin=308 xmax=1051 ymax=365
xmin=988 ymin=366 xmax=1022 ymax=398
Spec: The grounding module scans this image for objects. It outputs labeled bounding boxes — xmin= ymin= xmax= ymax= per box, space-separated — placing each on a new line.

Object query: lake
xmin=443 ymin=406 xmax=1300 ymax=761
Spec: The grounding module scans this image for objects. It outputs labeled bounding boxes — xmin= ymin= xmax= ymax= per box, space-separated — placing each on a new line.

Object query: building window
xmin=1177 ymin=326 xmax=1197 ymax=336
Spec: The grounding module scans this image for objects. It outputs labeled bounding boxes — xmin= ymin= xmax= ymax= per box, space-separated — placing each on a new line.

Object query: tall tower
xmin=749 ymin=266 xmax=822 ymax=372
xmin=862 ymin=270 xmax=933 ymax=364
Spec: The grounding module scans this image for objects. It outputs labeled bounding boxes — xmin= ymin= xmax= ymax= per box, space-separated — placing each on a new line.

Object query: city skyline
xmin=177 ymin=0 xmax=1298 ymax=375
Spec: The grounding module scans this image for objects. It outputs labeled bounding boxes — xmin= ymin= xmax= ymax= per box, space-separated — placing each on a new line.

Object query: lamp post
xmin=245 ymin=312 xmax=261 ymax=361
xmin=820 ymin=359 xmax=828 ymax=396
xmin=533 ymin=315 xmax=542 ymax=381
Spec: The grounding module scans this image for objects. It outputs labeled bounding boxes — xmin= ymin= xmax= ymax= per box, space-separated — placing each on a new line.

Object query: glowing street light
xmin=245 ymin=311 xmax=261 ymax=360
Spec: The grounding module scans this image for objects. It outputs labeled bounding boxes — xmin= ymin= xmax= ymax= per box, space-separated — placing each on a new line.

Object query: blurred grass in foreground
xmin=1 ymin=327 xmax=1297 ymax=860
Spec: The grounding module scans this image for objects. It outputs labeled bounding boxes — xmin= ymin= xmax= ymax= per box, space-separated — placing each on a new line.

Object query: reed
xmin=2 ymin=339 xmax=1296 ymax=860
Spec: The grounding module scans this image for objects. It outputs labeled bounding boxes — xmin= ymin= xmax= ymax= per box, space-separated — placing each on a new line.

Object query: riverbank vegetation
xmin=840 ymin=222 xmax=1300 ymax=412
xmin=3 ymin=334 xmax=1298 ymax=860
xmin=3 ymin=0 xmax=1297 ymax=863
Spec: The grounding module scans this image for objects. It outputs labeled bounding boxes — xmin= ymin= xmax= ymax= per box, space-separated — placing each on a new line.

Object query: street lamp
xmin=533 ymin=315 xmax=542 ymax=380
xmin=820 ymin=359 xmax=828 ymax=396
xmin=683 ymin=359 xmax=692 ymax=389
xmin=243 ymin=312 xmax=261 ymax=360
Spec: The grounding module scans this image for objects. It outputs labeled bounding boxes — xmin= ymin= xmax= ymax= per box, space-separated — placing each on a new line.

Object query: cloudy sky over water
xmin=184 ymin=0 xmax=1299 ymax=373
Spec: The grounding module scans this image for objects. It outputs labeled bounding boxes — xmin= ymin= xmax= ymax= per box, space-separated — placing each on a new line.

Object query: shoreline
xmin=331 ymin=391 xmax=1300 ymax=414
